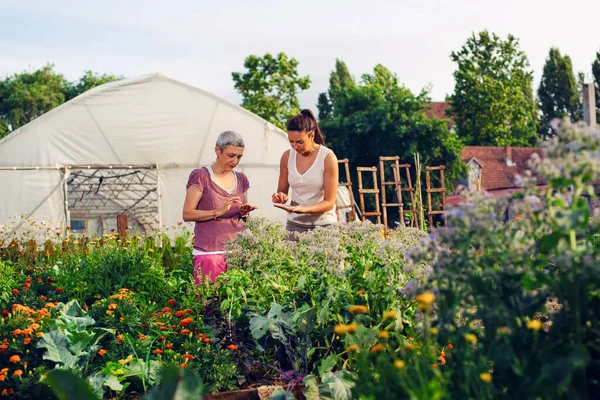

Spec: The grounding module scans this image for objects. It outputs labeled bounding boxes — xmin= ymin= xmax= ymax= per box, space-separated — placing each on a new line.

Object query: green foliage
xmin=232 ymin=52 xmax=311 ymax=129
xmin=37 ymin=300 xmax=105 ymax=372
xmin=0 ymin=64 xmax=67 ymax=137
xmin=42 ymin=366 xmax=205 ymax=400
xmin=65 ymin=70 xmax=122 ymax=101
xmin=448 ymin=31 xmax=539 ymax=146
xmin=0 ymin=65 xmax=124 ymax=139
xmin=59 ymin=245 xmax=173 ymax=303
xmin=592 ymin=50 xmax=600 ymax=122
xmin=0 ymin=261 xmax=17 ymax=308
xmin=212 ymin=218 xmax=426 ymax=377
xmin=317 ymin=60 xmax=465 ymax=212
xmin=538 ymin=48 xmax=582 ymax=135
xmin=407 ymin=120 xmax=600 ymax=399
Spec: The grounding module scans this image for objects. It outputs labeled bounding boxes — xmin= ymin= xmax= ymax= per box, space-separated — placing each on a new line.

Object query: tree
xmin=0 ymin=66 xmax=124 ymax=140
xmin=593 ymin=50 xmax=600 ymax=123
xmin=232 ymin=52 xmax=311 ymax=129
xmin=65 ymin=70 xmax=123 ymax=101
xmin=448 ymin=31 xmax=538 ymax=146
xmin=317 ymin=61 xmax=465 ymax=226
xmin=318 ymin=59 xmax=356 ymax=120
xmin=0 ymin=64 xmax=68 ymax=137
xmin=537 ymin=48 xmax=581 ymax=134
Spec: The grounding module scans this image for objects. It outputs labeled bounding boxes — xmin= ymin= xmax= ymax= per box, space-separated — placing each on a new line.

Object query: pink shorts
xmin=193 ymin=254 xmax=227 ymax=284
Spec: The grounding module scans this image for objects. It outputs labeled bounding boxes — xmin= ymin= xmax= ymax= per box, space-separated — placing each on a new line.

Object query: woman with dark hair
xmin=183 ymin=130 xmax=258 ymax=283
xmin=272 ymin=109 xmax=339 ymax=233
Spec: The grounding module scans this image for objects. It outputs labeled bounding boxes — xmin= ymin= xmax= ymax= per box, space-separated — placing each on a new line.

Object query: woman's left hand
xmin=273 ymin=203 xmax=306 ymax=213
xmin=239 ymin=203 xmax=258 ymax=215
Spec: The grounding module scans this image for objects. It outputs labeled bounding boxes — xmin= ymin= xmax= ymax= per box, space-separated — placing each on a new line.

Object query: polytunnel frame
xmin=0 ymin=164 xmax=161 ymax=238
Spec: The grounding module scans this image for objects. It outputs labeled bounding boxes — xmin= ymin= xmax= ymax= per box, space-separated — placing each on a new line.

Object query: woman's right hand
xmin=272 ymin=192 xmax=289 ymax=204
xmin=217 ymin=197 xmax=241 ymax=217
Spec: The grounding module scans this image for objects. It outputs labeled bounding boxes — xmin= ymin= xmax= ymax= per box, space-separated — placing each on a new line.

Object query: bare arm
xmin=295 ymin=152 xmax=338 ymax=213
xmin=182 ymin=186 xmax=239 ymax=222
xmin=272 ymin=150 xmax=290 ymax=204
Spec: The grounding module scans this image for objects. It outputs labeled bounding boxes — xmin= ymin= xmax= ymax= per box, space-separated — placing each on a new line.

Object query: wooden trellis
xmin=426 ymin=165 xmax=446 ymax=228
xmin=336 ymin=158 xmax=357 ymax=222
xmin=356 ymin=166 xmax=381 ymax=224
xmin=396 ymin=163 xmax=419 ymax=228
xmin=379 ymin=156 xmax=402 ymax=229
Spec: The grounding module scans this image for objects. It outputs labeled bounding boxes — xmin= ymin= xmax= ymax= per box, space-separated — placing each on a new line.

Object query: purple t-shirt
xmin=186 ymin=168 xmax=250 ymax=252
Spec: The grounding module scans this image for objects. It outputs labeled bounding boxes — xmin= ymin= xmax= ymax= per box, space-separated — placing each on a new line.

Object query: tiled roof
xmin=424 ymin=102 xmax=453 ymax=123
xmin=461 ymin=146 xmax=543 ymax=190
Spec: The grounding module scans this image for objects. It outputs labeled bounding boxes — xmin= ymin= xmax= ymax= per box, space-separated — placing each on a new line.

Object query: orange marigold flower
xmin=180 ymin=329 xmax=191 ymax=336
xmin=162 ymin=307 xmax=172 ymax=313
xmin=55 ymin=287 xmax=64 ymax=293
xmin=202 ymin=337 xmax=213 ymax=344
xmin=36 ymin=332 xmax=44 ymax=338
xmin=378 ymin=331 xmax=389 ymax=339
xmin=175 ymin=311 xmax=185 ymax=318
xmin=159 ymin=326 xmax=167 ymax=331
xmin=179 ymin=363 xmax=187 ymax=368
xmin=447 ymin=343 xmax=454 ymax=350
xmin=45 ymin=303 xmax=56 ymax=309
xmin=116 ymin=334 xmax=124 ymax=343
xmin=11 ymin=289 xmax=19 ymax=295
xmin=0 ymin=368 xmax=7 ymax=373
xmin=9 ymin=355 xmax=20 ymax=363
xmin=152 ymin=349 xmax=164 ymax=355
xmin=21 ymin=328 xmax=32 ymax=336
xmin=106 ymin=310 xmax=113 ymax=315
xmin=182 ymin=353 xmax=194 ymax=361
xmin=355 ymin=290 xmax=365 ymax=295
xmin=108 ymin=303 xmax=117 ymax=310
xmin=432 ymin=363 xmax=438 ymax=369
xmin=13 ymin=370 xmax=23 ymax=377
xmin=97 ymin=349 xmax=107 ymax=356
xmin=346 ymin=344 xmax=359 ymax=352
xmin=167 ymin=299 xmax=177 ymax=306
xmin=394 ymin=360 xmax=406 ymax=369
xmin=348 ymin=305 xmax=369 ymax=314
xmin=165 ymin=344 xmax=174 ymax=350
xmin=185 ymin=308 xmax=193 ymax=314
xmin=23 ymin=338 xmax=31 ymax=345
xmin=180 ymin=318 xmax=193 ymax=327
xmin=0 ymin=374 xmax=5 ymax=381
xmin=138 ymin=334 xmax=146 ymax=341
xmin=29 ymin=323 xmax=40 ymax=330
xmin=226 ymin=344 xmax=239 ymax=351
xmin=370 ymin=343 xmax=384 ymax=352
xmin=334 ymin=323 xmax=358 ymax=335
xmin=13 ymin=329 xmax=22 ymax=336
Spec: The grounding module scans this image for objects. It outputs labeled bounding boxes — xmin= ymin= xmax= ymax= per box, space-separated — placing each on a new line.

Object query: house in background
xmin=447 ymin=146 xmax=545 ymax=207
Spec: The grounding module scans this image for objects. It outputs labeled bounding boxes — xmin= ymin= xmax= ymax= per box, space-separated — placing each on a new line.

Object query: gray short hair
xmin=216 ymin=131 xmax=244 ymax=150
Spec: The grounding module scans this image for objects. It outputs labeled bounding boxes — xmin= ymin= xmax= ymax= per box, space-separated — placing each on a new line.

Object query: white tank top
xmin=287 ymin=145 xmax=338 ymax=226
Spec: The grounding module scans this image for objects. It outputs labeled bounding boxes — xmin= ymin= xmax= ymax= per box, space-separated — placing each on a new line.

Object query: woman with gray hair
xmin=182 ymin=130 xmax=258 ymax=283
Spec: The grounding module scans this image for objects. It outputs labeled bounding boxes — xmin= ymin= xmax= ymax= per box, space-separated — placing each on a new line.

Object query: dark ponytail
xmin=286 ymin=109 xmax=325 ymax=145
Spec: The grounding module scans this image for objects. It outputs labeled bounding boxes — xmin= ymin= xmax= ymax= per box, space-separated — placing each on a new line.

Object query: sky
xmin=1 ymin=0 xmax=599 ymax=109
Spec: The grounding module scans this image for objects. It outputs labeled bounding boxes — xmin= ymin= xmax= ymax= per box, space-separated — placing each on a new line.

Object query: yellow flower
xmin=370 ymin=343 xmax=384 ymax=352
xmin=383 ymin=310 xmax=397 ymax=320
xmin=334 ymin=323 xmax=358 ymax=335
xmin=429 ymin=328 xmax=439 ymax=335
xmin=415 ymin=291 xmax=435 ymax=311
xmin=479 ymin=372 xmax=492 ymax=383
xmin=464 ymin=333 xmax=477 ymax=343
xmin=148 ymin=248 xmax=155 ymax=253
xmin=394 ymin=360 xmax=405 ymax=369
xmin=348 ymin=305 xmax=369 ymax=314
xmin=527 ymin=319 xmax=543 ymax=331
xmin=346 ymin=344 xmax=359 ymax=352
xmin=378 ymin=331 xmax=389 ymax=339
